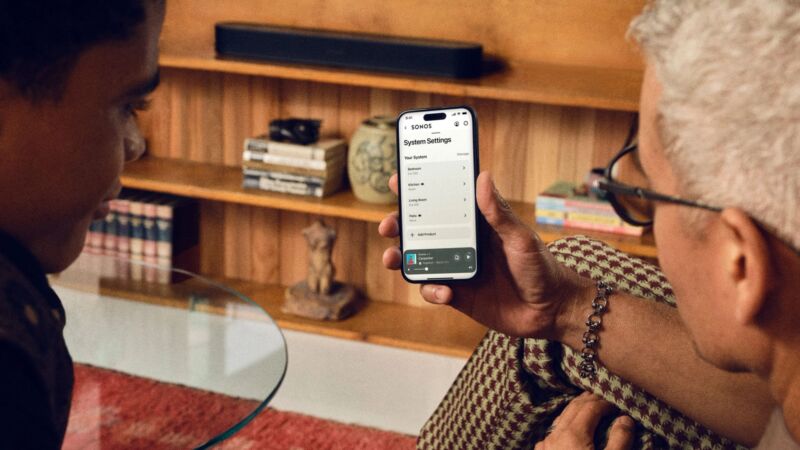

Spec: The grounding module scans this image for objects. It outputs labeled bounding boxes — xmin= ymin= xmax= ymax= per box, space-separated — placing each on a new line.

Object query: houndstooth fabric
xmin=417 ymin=236 xmax=746 ymax=450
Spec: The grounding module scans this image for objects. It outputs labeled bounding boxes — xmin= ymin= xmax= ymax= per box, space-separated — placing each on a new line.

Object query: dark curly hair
xmin=0 ymin=0 xmax=163 ymax=101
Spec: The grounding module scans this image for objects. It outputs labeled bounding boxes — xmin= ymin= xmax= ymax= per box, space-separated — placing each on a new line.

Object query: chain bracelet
xmin=579 ymin=281 xmax=612 ymax=380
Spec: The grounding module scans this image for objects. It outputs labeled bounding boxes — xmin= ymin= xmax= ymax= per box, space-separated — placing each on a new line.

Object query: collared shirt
xmin=0 ymin=229 xmax=73 ymax=449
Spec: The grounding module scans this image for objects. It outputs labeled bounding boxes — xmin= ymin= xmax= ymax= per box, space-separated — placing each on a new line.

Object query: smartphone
xmin=396 ymin=105 xmax=480 ymax=283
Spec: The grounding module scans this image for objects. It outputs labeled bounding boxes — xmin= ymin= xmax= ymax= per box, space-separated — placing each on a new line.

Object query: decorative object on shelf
xmin=348 ymin=116 xmax=397 ymax=204
xmin=242 ymin=133 xmax=346 ymax=198
xmin=215 ymin=23 xmax=484 ymax=79
xmin=283 ymin=220 xmax=359 ymax=321
xmin=268 ymin=118 xmax=321 ymax=145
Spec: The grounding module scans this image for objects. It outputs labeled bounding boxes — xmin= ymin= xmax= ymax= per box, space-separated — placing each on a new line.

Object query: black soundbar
xmin=215 ymin=22 xmax=483 ymax=79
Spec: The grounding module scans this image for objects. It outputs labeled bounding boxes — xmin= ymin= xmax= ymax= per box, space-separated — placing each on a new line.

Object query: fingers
xmin=605 ymin=416 xmax=635 ymax=450
xmin=382 ymin=246 xmax=401 ymax=269
xmin=379 ymin=211 xmax=401 ymax=270
xmin=420 ymin=284 xmax=453 ymax=304
xmin=389 ymin=173 xmax=398 ymax=195
xmin=558 ymin=392 xmax=615 ymax=433
xmin=378 ymin=211 xmax=400 ymax=238
xmin=536 ymin=392 xmax=626 ymax=449
xmin=476 ymin=172 xmax=537 ymax=247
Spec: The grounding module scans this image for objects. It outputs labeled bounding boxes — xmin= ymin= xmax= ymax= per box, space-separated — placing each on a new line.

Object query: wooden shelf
xmin=239 ymin=281 xmax=486 ymax=358
xmin=51 ymin=266 xmax=487 ymax=359
xmin=122 ymin=156 xmax=394 ymax=222
xmin=122 ymin=156 xmax=657 ymax=258
xmin=159 ymin=48 xmax=642 ymax=112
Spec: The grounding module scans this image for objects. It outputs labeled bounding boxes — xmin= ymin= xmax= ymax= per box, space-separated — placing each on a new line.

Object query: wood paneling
xmin=157 ymin=1 xmax=646 ymax=111
xmin=136 ymin=64 xmax=636 ymax=305
xmin=161 ymin=0 xmax=645 ymax=71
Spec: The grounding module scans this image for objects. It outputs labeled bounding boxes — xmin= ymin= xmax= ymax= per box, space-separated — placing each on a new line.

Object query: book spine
xmin=86 ymin=220 xmax=105 ymax=254
xmin=265 ymin=140 xmax=345 ymax=160
xmin=116 ymin=199 xmax=131 ymax=259
xmin=244 ymin=137 xmax=346 ymax=161
xmin=257 ymin=153 xmax=332 ymax=170
xmin=534 ymin=209 xmax=566 ymax=220
xmin=129 ymin=198 xmax=145 ymax=261
xmin=242 ymin=149 xmax=266 ymax=162
xmin=563 ymin=199 xmax=616 ymax=214
xmin=243 ymin=136 xmax=270 ymax=153
xmin=243 ymin=175 xmax=260 ymax=189
xmin=242 ymin=160 xmax=333 ymax=179
xmin=142 ymin=201 xmax=158 ymax=260
xmin=566 ymin=212 xmax=623 ymax=226
xmin=155 ymin=202 xmax=173 ymax=266
xmin=565 ymin=205 xmax=619 ymax=217
xmin=255 ymin=176 xmax=324 ymax=197
xmin=535 ymin=197 xmax=567 ymax=211
xmin=102 ymin=207 xmax=118 ymax=256
xmin=243 ymin=167 xmax=326 ymax=186
xmin=535 ymin=216 xmax=565 ymax=226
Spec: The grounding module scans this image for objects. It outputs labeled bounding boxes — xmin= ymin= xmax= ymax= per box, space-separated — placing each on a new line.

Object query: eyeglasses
xmin=595 ymin=143 xmax=722 ymax=227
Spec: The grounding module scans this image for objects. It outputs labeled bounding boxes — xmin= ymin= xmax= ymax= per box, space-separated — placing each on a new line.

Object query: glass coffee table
xmin=49 ymin=252 xmax=288 ymax=449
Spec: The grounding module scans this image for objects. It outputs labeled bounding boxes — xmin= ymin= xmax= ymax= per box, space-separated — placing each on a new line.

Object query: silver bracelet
xmin=579 ymin=281 xmax=612 ymax=380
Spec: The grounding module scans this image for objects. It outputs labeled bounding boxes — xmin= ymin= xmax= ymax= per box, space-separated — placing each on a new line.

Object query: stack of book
xmin=535 ymin=181 xmax=644 ymax=236
xmin=242 ymin=135 xmax=347 ymax=198
xmin=83 ymin=189 xmax=199 ymax=282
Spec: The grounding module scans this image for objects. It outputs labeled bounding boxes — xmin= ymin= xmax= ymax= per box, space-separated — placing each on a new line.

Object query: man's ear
xmin=719 ymin=208 xmax=772 ymax=324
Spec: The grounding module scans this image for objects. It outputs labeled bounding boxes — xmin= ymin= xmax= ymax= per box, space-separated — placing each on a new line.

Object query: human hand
xmin=378 ymin=171 xmax=592 ymax=338
xmin=535 ymin=392 xmax=635 ymax=450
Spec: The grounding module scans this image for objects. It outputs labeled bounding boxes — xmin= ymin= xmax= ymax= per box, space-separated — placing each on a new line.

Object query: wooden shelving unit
xmin=122 ymin=156 xmax=657 ymax=259
xmin=122 ymin=0 xmax=651 ymax=357
xmin=160 ymin=48 xmax=642 ymax=112
xmin=51 ymin=265 xmax=487 ymax=359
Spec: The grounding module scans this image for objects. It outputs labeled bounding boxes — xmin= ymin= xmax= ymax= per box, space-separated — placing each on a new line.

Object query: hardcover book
xmin=242 ymin=159 xmax=345 ymax=179
xmin=243 ymin=136 xmax=346 ymax=161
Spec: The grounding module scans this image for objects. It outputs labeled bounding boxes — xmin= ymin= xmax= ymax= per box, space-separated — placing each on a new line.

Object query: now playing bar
xmin=402 ymin=247 xmax=476 ymax=275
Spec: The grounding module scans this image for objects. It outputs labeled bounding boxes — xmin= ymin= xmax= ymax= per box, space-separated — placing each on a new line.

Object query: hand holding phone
xmin=396 ymin=106 xmax=481 ymax=282
xmin=381 ymin=119 xmax=592 ymax=338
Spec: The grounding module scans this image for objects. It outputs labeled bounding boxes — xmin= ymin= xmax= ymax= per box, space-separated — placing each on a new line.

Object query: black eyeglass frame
xmin=596 ymin=143 xmax=723 ymax=227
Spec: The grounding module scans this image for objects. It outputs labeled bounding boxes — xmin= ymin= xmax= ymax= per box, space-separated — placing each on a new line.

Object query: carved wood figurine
xmin=304 ymin=220 xmax=336 ymax=295
xmin=283 ymin=220 xmax=359 ymax=321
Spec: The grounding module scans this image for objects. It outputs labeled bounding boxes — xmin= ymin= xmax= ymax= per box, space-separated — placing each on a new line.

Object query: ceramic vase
xmin=348 ymin=116 xmax=397 ymax=204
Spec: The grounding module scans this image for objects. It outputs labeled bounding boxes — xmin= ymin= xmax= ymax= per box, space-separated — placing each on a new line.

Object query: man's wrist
xmin=551 ymin=270 xmax=596 ymax=349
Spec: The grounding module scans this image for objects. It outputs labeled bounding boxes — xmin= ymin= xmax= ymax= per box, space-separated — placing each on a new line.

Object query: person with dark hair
xmin=0 ymin=1 xmax=165 ymax=447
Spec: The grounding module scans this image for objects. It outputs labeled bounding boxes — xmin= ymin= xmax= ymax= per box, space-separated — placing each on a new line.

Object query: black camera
xmin=269 ymin=118 xmax=322 ymax=145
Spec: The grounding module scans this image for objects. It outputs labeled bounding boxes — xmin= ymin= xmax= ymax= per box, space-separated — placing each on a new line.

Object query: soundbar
xmin=215 ymin=22 xmax=483 ymax=79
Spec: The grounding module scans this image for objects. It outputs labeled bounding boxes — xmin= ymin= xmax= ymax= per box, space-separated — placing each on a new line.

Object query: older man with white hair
xmin=380 ymin=0 xmax=800 ymax=448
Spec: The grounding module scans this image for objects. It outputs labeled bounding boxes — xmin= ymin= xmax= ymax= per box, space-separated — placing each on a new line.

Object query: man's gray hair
xmin=629 ymin=0 xmax=800 ymax=251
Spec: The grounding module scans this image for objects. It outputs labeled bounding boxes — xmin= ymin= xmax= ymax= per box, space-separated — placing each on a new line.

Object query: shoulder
xmin=0 ymin=257 xmax=56 ymax=359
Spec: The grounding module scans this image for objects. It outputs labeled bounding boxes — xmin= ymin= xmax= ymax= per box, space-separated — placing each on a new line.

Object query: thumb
xmin=476 ymin=171 xmax=529 ymax=241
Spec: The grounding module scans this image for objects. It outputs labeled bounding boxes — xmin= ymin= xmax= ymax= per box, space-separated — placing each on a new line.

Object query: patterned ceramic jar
xmin=348 ymin=116 xmax=398 ymax=204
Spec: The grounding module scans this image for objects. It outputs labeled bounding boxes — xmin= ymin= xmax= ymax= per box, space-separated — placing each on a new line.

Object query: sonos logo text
xmin=411 ymin=124 xmax=432 ymax=130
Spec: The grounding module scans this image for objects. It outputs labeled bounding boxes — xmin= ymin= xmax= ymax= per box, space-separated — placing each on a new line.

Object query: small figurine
xmin=283 ymin=220 xmax=359 ymax=320
xmin=304 ymin=220 xmax=336 ymax=295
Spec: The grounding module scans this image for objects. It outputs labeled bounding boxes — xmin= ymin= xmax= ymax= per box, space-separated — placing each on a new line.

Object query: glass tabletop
xmin=49 ymin=252 xmax=288 ymax=449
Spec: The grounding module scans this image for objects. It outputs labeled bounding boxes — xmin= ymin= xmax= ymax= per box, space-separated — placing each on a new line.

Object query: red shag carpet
xmin=64 ymin=364 xmax=417 ymax=449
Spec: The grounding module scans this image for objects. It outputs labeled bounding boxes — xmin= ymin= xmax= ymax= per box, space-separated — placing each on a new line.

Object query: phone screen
xmin=397 ymin=106 xmax=479 ymax=282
